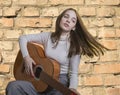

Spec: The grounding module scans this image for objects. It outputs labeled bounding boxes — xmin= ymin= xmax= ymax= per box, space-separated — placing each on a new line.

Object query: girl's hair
xmin=51 ymin=8 xmax=108 ymax=58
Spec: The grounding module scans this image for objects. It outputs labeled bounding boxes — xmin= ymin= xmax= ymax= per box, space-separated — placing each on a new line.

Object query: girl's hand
xmin=23 ymin=56 xmax=36 ymax=77
xmin=70 ymin=88 xmax=81 ymax=95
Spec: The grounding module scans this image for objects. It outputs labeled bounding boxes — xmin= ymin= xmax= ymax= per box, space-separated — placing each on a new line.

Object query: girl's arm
xmin=19 ymin=32 xmax=50 ymax=58
xmin=18 ymin=32 xmax=50 ymax=76
xmin=69 ymin=54 xmax=80 ymax=89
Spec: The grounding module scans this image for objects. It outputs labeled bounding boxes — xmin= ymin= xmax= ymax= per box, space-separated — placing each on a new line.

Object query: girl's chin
xmin=62 ymin=28 xmax=71 ymax=32
xmin=62 ymin=30 xmax=70 ymax=33
xmin=60 ymin=27 xmax=71 ymax=33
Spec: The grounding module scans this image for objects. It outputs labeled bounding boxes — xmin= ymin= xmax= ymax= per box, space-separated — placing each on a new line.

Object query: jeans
xmin=6 ymin=74 xmax=69 ymax=95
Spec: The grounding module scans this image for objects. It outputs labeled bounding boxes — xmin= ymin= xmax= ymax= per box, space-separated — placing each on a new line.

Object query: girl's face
xmin=60 ymin=10 xmax=77 ymax=33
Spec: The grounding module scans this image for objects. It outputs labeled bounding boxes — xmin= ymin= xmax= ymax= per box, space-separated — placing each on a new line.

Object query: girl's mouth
xmin=64 ymin=23 xmax=69 ymax=27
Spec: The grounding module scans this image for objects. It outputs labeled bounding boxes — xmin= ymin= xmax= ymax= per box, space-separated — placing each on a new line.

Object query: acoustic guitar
xmin=14 ymin=42 xmax=77 ymax=95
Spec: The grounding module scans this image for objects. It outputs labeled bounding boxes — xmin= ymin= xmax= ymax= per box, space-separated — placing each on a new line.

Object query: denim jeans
xmin=6 ymin=74 xmax=69 ymax=95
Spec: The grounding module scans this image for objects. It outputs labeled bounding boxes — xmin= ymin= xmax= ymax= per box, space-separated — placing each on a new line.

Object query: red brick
xmin=97 ymin=7 xmax=115 ymax=17
xmin=68 ymin=0 xmax=84 ymax=5
xmin=100 ymin=0 xmax=120 ymax=5
xmin=0 ymin=64 xmax=10 ymax=73
xmin=116 ymin=29 xmax=120 ymax=37
xmin=15 ymin=18 xmax=52 ymax=28
xmin=85 ymin=0 xmax=100 ymax=5
xmin=78 ymin=7 xmax=96 ymax=16
xmin=104 ymin=75 xmax=120 ymax=86
xmin=0 ymin=30 xmax=3 ymax=38
xmin=2 ymin=51 xmax=18 ymax=63
xmin=79 ymin=63 xmax=93 ymax=74
xmin=0 ymin=18 xmax=13 ymax=28
xmin=99 ymin=51 xmax=118 ymax=62
xmin=93 ymin=63 xmax=120 ymax=74
xmin=13 ymin=0 xmax=37 ymax=6
xmin=77 ymin=87 xmax=93 ymax=95
xmin=41 ymin=7 xmax=59 ymax=17
xmin=88 ymin=28 xmax=97 ymax=37
xmin=115 ymin=7 xmax=120 ymax=16
xmin=84 ymin=75 xmax=103 ymax=86
xmin=0 ymin=52 xmax=2 ymax=64
xmin=0 ymin=9 xmax=2 ymax=16
xmin=48 ymin=0 xmax=69 ymax=5
xmin=104 ymin=18 xmax=114 ymax=27
xmin=113 ymin=17 xmax=120 ymax=27
xmin=3 ymin=29 xmax=22 ymax=39
xmin=3 ymin=7 xmax=21 ymax=17
xmin=92 ymin=18 xmax=114 ymax=27
xmin=36 ymin=0 xmax=48 ymax=5
xmin=98 ymin=28 xmax=116 ymax=38
xmin=93 ymin=87 xmax=106 ymax=95
xmin=0 ymin=41 xmax=13 ymax=50
xmin=0 ymin=0 xmax=11 ymax=6
xmin=106 ymin=88 xmax=120 ymax=95
xmin=22 ymin=7 xmax=39 ymax=17
xmin=99 ymin=39 xmax=117 ymax=50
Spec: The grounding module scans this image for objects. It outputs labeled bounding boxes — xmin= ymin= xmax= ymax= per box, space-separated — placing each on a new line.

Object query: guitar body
xmin=14 ymin=42 xmax=60 ymax=93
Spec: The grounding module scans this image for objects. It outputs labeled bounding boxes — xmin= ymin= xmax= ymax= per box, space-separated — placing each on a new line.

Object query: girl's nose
xmin=66 ymin=19 xmax=70 ymax=23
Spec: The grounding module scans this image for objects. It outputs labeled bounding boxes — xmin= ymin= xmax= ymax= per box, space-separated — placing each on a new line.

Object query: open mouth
xmin=64 ymin=23 xmax=69 ymax=27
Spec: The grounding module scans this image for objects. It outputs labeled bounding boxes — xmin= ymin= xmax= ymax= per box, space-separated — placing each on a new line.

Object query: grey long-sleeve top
xmin=19 ymin=32 xmax=80 ymax=89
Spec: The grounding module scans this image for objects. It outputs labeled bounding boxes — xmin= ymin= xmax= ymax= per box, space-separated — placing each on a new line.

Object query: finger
xmin=31 ymin=70 xmax=35 ymax=78
xmin=30 ymin=66 xmax=35 ymax=77
xmin=25 ymin=68 xmax=30 ymax=75
xmin=32 ymin=60 xmax=36 ymax=65
xmin=25 ymin=64 xmax=31 ymax=76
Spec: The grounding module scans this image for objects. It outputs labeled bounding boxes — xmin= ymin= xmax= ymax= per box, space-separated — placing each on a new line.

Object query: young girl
xmin=6 ymin=8 xmax=107 ymax=95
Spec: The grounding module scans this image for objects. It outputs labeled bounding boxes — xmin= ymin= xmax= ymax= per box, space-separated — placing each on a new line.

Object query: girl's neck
xmin=61 ymin=31 xmax=70 ymax=36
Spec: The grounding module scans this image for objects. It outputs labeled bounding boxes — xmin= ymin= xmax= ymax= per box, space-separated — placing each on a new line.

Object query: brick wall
xmin=0 ymin=0 xmax=120 ymax=95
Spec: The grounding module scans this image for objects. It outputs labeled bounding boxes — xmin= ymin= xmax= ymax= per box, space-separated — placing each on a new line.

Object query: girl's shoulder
xmin=40 ymin=32 xmax=52 ymax=37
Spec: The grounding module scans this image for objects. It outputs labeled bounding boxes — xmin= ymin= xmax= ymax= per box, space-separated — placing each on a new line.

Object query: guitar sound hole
xmin=34 ymin=66 xmax=42 ymax=80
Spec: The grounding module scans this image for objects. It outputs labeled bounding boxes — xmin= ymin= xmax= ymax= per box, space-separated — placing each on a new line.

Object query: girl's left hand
xmin=70 ymin=88 xmax=81 ymax=95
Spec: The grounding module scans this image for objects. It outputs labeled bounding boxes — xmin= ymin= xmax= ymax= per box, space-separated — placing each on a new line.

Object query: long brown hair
xmin=51 ymin=8 xmax=108 ymax=58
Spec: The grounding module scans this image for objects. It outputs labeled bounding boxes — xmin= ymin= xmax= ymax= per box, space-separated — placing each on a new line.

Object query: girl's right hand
xmin=23 ymin=56 xmax=36 ymax=77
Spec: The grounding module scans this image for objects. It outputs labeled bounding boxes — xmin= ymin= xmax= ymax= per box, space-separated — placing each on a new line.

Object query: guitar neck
xmin=34 ymin=67 xmax=75 ymax=95
xmin=41 ymin=71 xmax=73 ymax=95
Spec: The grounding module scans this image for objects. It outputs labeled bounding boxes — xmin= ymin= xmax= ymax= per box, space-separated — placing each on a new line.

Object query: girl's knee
xmin=6 ymin=81 xmax=15 ymax=89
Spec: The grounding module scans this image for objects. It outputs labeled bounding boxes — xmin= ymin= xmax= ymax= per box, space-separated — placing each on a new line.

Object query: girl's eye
xmin=72 ymin=20 xmax=75 ymax=23
xmin=64 ymin=15 xmax=69 ymax=18
xmin=72 ymin=19 xmax=76 ymax=23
